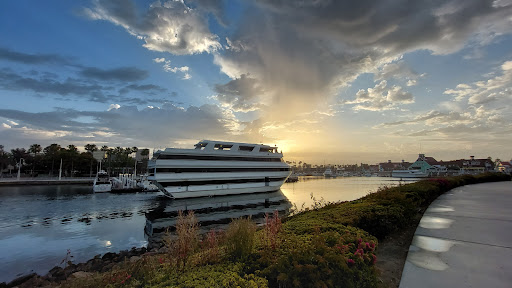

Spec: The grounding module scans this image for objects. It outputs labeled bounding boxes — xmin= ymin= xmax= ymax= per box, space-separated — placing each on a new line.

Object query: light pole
xmin=16 ymin=158 xmax=24 ymax=181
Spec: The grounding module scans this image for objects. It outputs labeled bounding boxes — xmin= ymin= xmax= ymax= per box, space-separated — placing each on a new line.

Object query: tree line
xmin=0 ymin=144 xmax=150 ymax=178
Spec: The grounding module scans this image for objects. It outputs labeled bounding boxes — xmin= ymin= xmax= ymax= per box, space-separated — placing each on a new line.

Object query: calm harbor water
xmin=0 ymin=176 xmax=408 ymax=283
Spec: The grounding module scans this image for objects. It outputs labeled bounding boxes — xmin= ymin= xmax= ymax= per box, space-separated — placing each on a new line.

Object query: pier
xmin=0 ymin=178 xmax=94 ymax=186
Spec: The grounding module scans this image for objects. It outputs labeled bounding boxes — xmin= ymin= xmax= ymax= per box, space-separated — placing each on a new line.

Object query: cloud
xmin=0 ymin=47 xmax=70 ymax=65
xmin=444 ymin=59 xmax=512 ymax=104
xmin=374 ymin=60 xmax=422 ymax=84
xmin=213 ymin=74 xmax=264 ymax=112
xmin=153 ymin=57 xmax=191 ymax=79
xmin=343 ymin=80 xmax=414 ymax=111
xmin=80 ymin=66 xmax=148 ymax=81
xmin=208 ymin=0 xmax=512 ymax=143
xmin=0 ymin=68 xmax=106 ymax=99
xmin=0 ymin=104 xmax=237 ymax=149
xmin=84 ymin=0 xmax=221 ymax=55
xmin=0 ymin=68 xmax=171 ymax=105
xmin=108 ymin=104 xmax=120 ymax=111
xmin=118 ymin=84 xmax=166 ymax=95
xmin=375 ymin=105 xmax=506 ymax=145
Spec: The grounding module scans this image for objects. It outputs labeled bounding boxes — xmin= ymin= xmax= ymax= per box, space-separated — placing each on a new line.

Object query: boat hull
xmin=93 ymin=183 xmax=111 ymax=193
xmin=162 ymin=179 xmax=287 ymax=199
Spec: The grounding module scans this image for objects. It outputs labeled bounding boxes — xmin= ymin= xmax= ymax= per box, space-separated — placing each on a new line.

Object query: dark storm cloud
xmin=80 ymin=66 xmax=148 ymax=82
xmin=118 ymin=84 xmax=166 ymax=95
xmin=214 ymin=74 xmax=264 ymax=112
xmin=215 ymin=0 xmax=512 ymax=116
xmin=0 ymin=68 xmax=105 ymax=98
xmin=0 ymin=68 xmax=170 ymax=105
xmin=0 ymin=47 xmax=70 ymax=65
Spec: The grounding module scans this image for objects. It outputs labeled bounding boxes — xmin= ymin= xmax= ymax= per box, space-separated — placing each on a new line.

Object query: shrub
xmin=225 ymin=217 xmax=257 ymax=261
xmin=162 ymin=210 xmax=199 ymax=269
xmin=261 ymin=229 xmax=377 ymax=288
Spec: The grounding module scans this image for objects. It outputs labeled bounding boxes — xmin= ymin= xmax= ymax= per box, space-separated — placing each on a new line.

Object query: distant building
xmin=378 ymin=160 xmax=411 ymax=172
xmin=440 ymin=156 xmax=495 ymax=175
xmin=495 ymin=159 xmax=512 ymax=173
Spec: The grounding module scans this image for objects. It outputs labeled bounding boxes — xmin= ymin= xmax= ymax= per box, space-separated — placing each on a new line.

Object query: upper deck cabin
xmin=194 ymin=140 xmax=280 ymax=154
xmin=152 ymin=140 xmax=284 ymax=161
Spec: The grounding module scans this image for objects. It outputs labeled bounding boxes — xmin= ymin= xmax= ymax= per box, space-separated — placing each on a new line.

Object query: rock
xmin=71 ymin=271 xmax=93 ymax=279
xmin=101 ymin=252 xmax=116 ymax=261
xmin=6 ymin=273 xmax=37 ymax=287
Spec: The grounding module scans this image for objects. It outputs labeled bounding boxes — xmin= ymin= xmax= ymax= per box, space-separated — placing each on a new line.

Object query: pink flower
xmin=372 ymin=254 xmax=377 ymax=264
xmin=347 ymin=259 xmax=355 ymax=266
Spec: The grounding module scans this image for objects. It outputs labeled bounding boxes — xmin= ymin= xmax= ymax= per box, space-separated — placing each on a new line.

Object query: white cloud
xmin=444 ymin=59 xmax=512 ymax=104
xmin=108 ymin=104 xmax=121 ymax=111
xmin=84 ymin=0 xmax=221 ymax=55
xmin=2 ymin=123 xmax=11 ymax=129
xmin=344 ymin=81 xmax=414 ymax=111
xmin=154 ymin=58 xmax=191 ymax=79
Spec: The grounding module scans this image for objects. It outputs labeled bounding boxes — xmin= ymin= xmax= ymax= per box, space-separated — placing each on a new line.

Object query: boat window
xmin=194 ymin=142 xmax=207 ymax=150
xmin=214 ymin=144 xmax=232 ymax=150
xmin=156 ymin=154 xmax=282 ymax=162
xmin=239 ymin=146 xmax=254 ymax=152
xmin=259 ymin=147 xmax=273 ymax=153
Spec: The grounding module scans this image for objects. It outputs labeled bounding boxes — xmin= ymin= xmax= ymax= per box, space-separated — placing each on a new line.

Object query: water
xmin=0 ymin=176 xmax=406 ymax=283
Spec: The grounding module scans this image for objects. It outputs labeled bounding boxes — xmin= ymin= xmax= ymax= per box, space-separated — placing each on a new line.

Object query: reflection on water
xmin=0 ymin=176 xmax=404 ymax=283
xmin=280 ymin=176 xmax=405 ymax=208
xmin=0 ymin=185 xmax=162 ymax=283
xmin=144 ymin=191 xmax=292 ymax=245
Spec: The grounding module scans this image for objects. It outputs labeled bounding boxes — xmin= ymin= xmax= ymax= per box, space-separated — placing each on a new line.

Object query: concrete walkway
xmin=399 ymin=181 xmax=512 ymax=288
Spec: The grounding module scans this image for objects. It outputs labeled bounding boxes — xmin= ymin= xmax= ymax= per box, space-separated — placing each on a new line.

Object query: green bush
xmin=260 ymin=229 xmax=377 ymax=288
xmin=225 ymin=217 xmax=257 ymax=261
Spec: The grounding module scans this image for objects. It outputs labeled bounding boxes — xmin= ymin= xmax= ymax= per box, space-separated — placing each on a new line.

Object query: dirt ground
xmin=375 ymin=214 xmax=423 ymax=288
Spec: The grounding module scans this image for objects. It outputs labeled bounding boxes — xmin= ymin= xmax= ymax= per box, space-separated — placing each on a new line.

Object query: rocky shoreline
xmin=1 ymin=242 xmax=167 ymax=288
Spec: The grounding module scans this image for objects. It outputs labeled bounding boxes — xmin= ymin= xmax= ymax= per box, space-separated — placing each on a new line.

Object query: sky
xmin=1 ymin=0 xmax=512 ymax=164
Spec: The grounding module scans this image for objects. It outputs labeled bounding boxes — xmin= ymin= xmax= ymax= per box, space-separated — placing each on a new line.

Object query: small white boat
xmin=391 ymin=169 xmax=429 ymax=178
xmin=93 ymin=170 xmax=111 ymax=193
xmin=323 ymin=167 xmax=333 ymax=178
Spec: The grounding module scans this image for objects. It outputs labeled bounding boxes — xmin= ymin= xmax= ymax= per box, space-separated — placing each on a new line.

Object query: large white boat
xmin=93 ymin=170 xmax=111 ymax=193
xmin=391 ymin=169 xmax=430 ymax=178
xmin=147 ymin=140 xmax=292 ymax=198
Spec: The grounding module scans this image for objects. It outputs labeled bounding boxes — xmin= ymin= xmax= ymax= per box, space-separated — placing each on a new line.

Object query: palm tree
xmin=28 ymin=144 xmax=42 ymax=177
xmin=0 ymin=145 xmax=8 ymax=177
xmin=84 ymin=144 xmax=98 ymax=153
xmin=84 ymin=144 xmax=98 ymax=177
xmin=67 ymin=145 xmax=79 ymax=177
xmin=43 ymin=144 xmax=61 ymax=176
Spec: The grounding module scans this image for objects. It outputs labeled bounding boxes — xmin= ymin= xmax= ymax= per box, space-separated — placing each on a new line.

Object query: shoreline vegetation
xmin=3 ymin=173 xmax=510 ymax=288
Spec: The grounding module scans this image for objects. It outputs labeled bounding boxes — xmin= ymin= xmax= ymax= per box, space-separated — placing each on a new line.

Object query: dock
xmin=0 ymin=178 xmax=94 ymax=186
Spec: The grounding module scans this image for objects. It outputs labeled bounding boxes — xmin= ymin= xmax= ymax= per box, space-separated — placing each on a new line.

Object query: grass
xmin=58 ymin=172 xmax=510 ymax=288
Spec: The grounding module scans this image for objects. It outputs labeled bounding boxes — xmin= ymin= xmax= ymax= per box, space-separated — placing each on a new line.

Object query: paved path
xmin=399 ymin=181 xmax=512 ymax=288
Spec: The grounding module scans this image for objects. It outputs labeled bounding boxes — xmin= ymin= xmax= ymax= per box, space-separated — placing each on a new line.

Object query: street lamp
xmin=16 ymin=158 xmax=24 ymax=181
